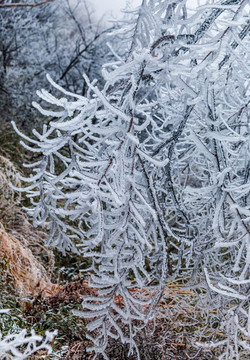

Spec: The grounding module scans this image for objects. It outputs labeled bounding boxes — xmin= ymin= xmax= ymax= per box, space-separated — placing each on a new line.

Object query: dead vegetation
xmin=0 ymin=223 xmax=50 ymax=296
xmin=0 ymin=154 xmax=54 ymax=296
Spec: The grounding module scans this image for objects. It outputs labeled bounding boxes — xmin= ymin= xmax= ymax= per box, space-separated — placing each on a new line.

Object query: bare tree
xmin=0 ymin=0 xmax=54 ymax=8
xmin=0 ymin=0 xmax=111 ymax=129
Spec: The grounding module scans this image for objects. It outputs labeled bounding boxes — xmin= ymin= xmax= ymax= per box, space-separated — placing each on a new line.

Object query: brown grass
xmin=0 ymin=154 xmax=54 ymax=296
xmin=0 ymin=223 xmax=51 ymax=296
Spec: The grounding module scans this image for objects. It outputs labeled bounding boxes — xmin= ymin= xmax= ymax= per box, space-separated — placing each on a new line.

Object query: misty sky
xmin=91 ymin=0 xmax=142 ymax=19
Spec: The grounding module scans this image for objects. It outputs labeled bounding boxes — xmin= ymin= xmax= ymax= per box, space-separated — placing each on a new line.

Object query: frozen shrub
xmin=13 ymin=0 xmax=249 ymax=358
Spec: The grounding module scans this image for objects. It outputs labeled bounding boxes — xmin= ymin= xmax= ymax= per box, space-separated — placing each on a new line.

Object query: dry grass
xmin=0 ymin=154 xmax=54 ymax=296
xmin=0 ymin=223 xmax=51 ymax=296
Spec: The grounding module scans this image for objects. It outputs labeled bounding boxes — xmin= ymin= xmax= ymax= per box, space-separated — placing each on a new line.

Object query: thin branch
xmin=0 ymin=0 xmax=53 ymax=8
xmin=60 ymin=27 xmax=114 ymax=81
